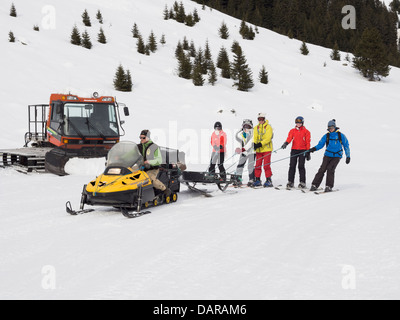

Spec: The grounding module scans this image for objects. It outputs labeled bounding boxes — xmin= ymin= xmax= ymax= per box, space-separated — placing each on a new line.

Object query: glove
xmin=213 ymin=145 xmax=219 ymax=151
xmin=346 ymin=157 xmax=350 ymax=164
xmin=306 ymin=153 xmax=311 ymax=161
xmin=309 ymin=147 xmax=317 ymax=153
xmin=281 ymin=142 xmax=288 ymax=149
xmin=253 ymin=142 xmax=262 ymax=150
xmin=219 ymin=145 xmax=223 ymax=150
xmin=144 ymin=163 xmax=151 ymax=169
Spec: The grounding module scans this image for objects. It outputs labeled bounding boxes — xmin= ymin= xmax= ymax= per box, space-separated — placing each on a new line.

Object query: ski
xmin=301 ymin=188 xmax=322 ymax=193
xmin=314 ymin=189 xmax=339 ymax=195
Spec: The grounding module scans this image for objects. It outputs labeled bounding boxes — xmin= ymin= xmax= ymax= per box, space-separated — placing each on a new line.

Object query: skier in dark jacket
xmin=308 ymin=119 xmax=350 ymax=192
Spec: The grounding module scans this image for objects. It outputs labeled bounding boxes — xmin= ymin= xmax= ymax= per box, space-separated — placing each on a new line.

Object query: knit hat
xmin=327 ymin=119 xmax=336 ymax=128
xmin=140 ymin=129 xmax=150 ymax=138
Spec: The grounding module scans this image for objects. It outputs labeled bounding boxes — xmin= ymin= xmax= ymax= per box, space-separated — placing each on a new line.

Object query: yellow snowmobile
xmin=66 ymin=141 xmax=184 ymax=218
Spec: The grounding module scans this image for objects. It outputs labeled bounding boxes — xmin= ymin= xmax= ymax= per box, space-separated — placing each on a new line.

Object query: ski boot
xmin=252 ymin=178 xmax=262 ymax=187
xmin=324 ymin=186 xmax=332 ymax=192
xmin=310 ymin=185 xmax=318 ymax=191
xmin=286 ymin=182 xmax=294 ymax=189
xmin=298 ymin=182 xmax=306 ymax=189
xmin=247 ymin=179 xmax=254 ymax=187
xmin=264 ymin=177 xmax=273 ymax=188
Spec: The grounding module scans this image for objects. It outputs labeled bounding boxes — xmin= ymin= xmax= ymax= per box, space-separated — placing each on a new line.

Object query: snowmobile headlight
xmin=63 ymin=139 xmax=68 ymax=143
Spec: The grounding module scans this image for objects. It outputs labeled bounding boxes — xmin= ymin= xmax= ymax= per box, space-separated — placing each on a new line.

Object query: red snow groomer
xmin=0 ymin=93 xmax=130 ymax=175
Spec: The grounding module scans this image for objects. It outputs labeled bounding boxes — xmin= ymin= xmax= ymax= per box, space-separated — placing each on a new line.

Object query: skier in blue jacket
xmin=308 ymin=119 xmax=350 ymax=192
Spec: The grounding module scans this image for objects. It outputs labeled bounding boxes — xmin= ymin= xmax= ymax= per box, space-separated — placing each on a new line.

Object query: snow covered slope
xmin=0 ymin=0 xmax=399 ymax=299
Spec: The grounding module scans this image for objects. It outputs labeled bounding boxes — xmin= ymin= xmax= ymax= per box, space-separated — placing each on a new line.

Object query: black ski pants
xmin=288 ymin=149 xmax=306 ymax=183
xmin=208 ymin=152 xmax=226 ymax=177
xmin=312 ymin=156 xmax=341 ymax=188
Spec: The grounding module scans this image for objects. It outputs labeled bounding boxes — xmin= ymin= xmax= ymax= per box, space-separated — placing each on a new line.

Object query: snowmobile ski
xmin=66 ymin=201 xmax=95 ymax=215
xmin=184 ymin=182 xmax=213 ymax=197
xmin=120 ymin=207 xmax=151 ymax=218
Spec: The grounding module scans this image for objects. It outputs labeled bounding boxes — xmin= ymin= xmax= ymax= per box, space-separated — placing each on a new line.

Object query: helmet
xmin=295 ymin=116 xmax=304 ymax=124
xmin=257 ymin=112 xmax=266 ymax=119
xmin=214 ymin=121 xmax=222 ymax=129
xmin=242 ymin=119 xmax=253 ymax=129
xmin=327 ymin=119 xmax=336 ymax=128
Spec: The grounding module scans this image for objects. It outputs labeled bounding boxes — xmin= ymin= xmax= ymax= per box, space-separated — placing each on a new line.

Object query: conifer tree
xmin=10 ymin=3 xmax=17 ymax=17
xmin=173 ymin=1 xmax=179 ymax=13
xmin=231 ymin=49 xmax=254 ymax=91
xmin=217 ymin=46 xmax=229 ymax=69
xmin=70 ymin=25 xmax=82 ymax=46
xmin=114 ymin=65 xmax=132 ymax=92
xmin=219 ymin=21 xmax=229 ymax=39
xmin=9 ymin=31 xmax=15 ymax=42
xmin=177 ymin=53 xmax=192 ymax=79
xmin=231 ymin=41 xmax=242 ymax=56
xmin=137 ymin=35 xmax=146 ymax=54
xmin=131 ymin=23 xmax=140 ymax=38
xmin=192 ymin=61 xmax=204 ymax=86
xmin=259 ymin=65 xmax=269 ymax=84
xmin=193 ymin=9 xmax=200 ymax=23
xmin=189 ymin=41 xmax=196 ymax=57
xmin=96 ymin=10 xmax=103 ymax=24
xmin=330 ymin=42 xmax=341 ymax=61
xmin=175 ymin=41 xmax=184 ymax=59
xmin=114 ymin=65 xmax=126 ymax=91
xmin=160 ymin=34 xmax=166 ymax=46
xmin=169 ymin=8 xmax=174 ymax=19
xmin=81 ymin=30 xmax=92 ymax=49
xmin=204 ymin=40 xmax=212 ymax=62
xmin=145 ymin=45 xmax=151 ymax=56
xmin=148 ymin=31 xmax=157 ymax=53
xmin=185 ymin=14 xmax=195 ymax=27
xmin=182 ymin=37 xmax=189 ymax=50
xmin=176 ymin=2 xmax=186 ymax=23
xmin=300 ymin=41 xmax=309 ymax=55
xmin=195 ymin=48 xmax=208 ymax=75
xmin=353 ymin=28 xmax=390 ymax=81
xmin=208 ymin=60 xmax=218 ymax=86
xmin=82 ymin=9 xmax=91 ymax=27
xmin=163 ymin=5 xmax=169 ymax=20
xmin=98 ymin=27 xmax=107 ymax=44
xmin=124 ymin=70 xmax=133 ymax=92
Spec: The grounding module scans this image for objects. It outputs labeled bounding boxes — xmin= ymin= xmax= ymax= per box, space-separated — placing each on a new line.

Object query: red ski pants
xmin=255 ymin=152 xmax=272 ymax=179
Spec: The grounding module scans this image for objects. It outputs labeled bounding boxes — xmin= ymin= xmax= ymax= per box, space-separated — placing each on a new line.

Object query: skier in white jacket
xmin=234 ymin=119 xmax=256 ymax=187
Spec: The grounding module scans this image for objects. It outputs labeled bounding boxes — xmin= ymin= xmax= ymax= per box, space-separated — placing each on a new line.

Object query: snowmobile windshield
xmin=106 ymin=142 xmax=144 ymax=171
xmin=62 ymin=103 xmax=119 ymax=137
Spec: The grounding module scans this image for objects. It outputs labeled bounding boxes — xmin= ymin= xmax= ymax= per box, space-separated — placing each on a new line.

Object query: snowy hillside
xmin=1 ymin=0 xmax=400 ymax=300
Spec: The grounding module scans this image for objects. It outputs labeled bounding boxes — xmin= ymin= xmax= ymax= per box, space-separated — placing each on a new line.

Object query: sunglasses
xmin=258 ymin=118 xmax=265 ymax=121
xmin=295 ymin=120 xmax=303 ymax=124
xmin=140 ymin=136 xmax=147 ymax=140
xmin=243 ymin=125 xmax=252 ymax=129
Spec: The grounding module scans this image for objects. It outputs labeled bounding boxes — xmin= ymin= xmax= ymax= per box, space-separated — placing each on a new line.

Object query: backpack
xmin=325 ymin=131 xmax=342 ymax=147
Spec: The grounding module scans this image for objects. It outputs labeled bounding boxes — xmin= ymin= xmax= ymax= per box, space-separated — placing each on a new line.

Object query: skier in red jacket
xmin=208 ymin=121 xmax=227 ymax=179
xmin=281 ymin=116 xmax=311 ymax=189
